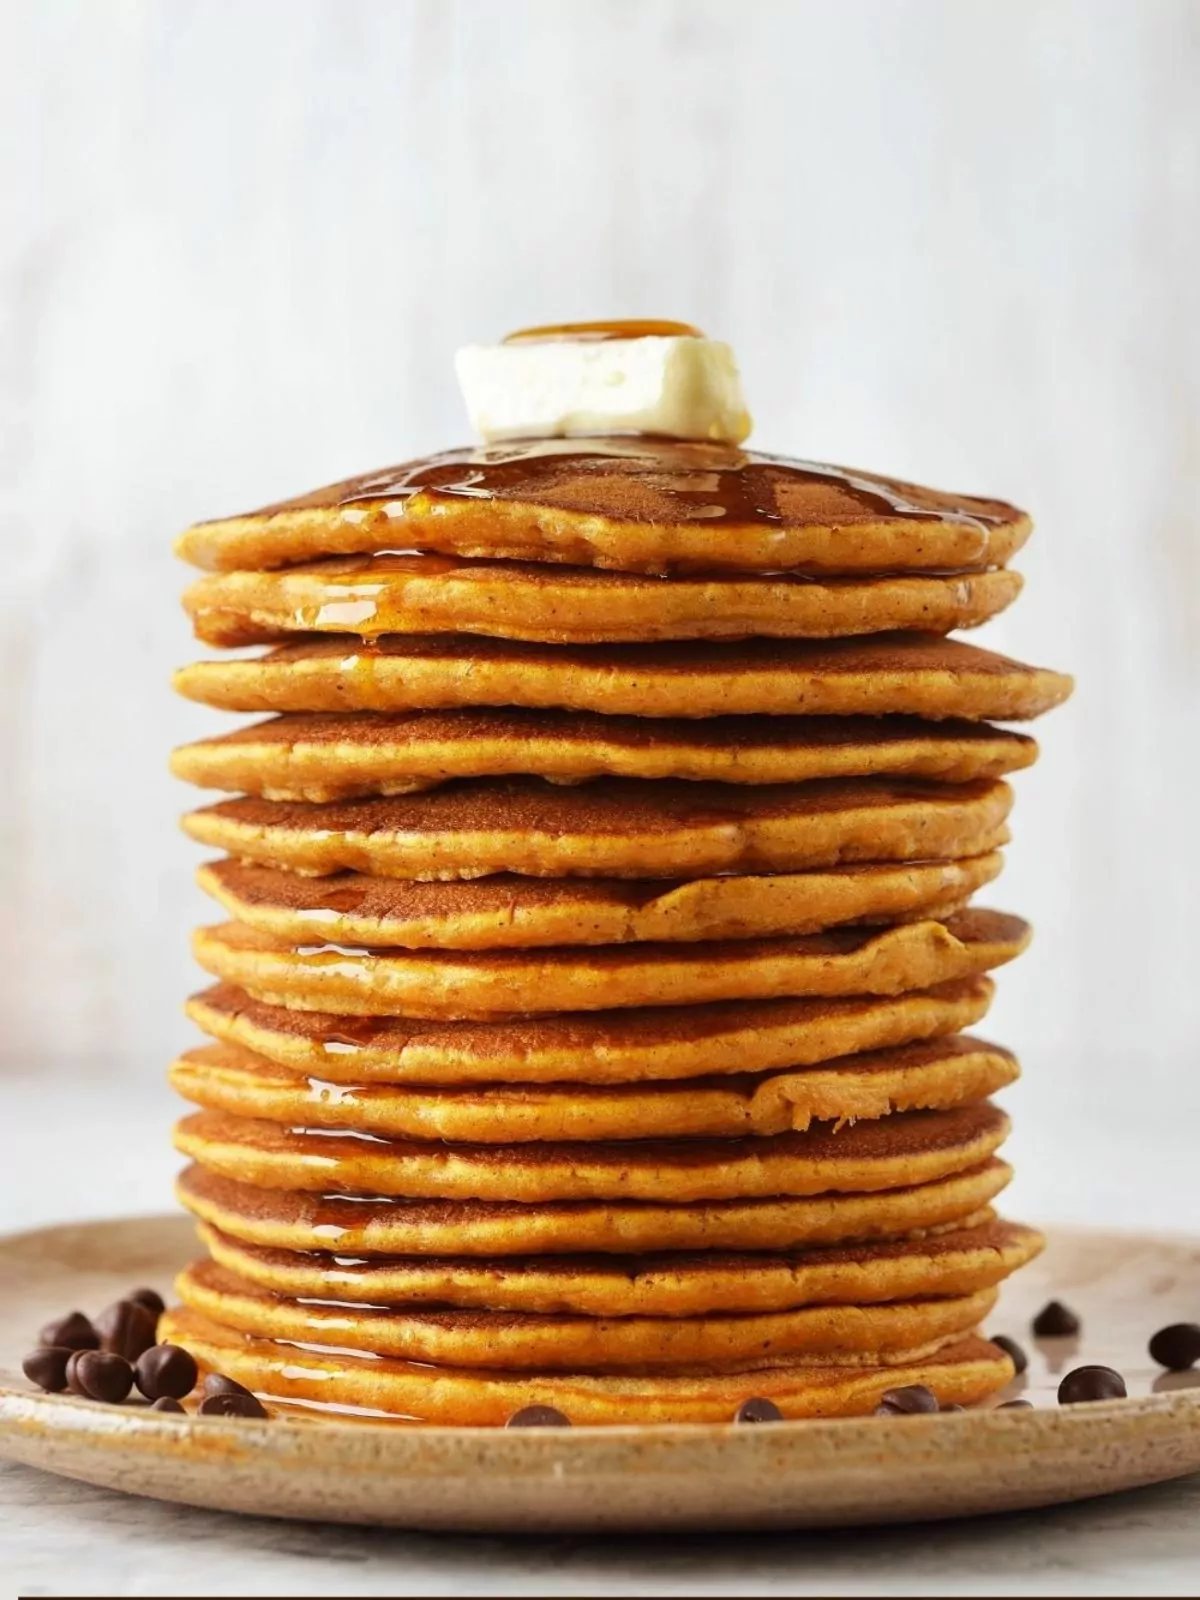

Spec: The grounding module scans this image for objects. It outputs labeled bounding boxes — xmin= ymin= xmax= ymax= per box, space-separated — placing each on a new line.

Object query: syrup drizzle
xmin=502 ymin=319 xmax=704 ymax=343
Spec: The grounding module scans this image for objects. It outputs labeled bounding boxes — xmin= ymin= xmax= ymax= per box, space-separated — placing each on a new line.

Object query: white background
xmin=2 ymin=0 xmax=1198 ymax=1209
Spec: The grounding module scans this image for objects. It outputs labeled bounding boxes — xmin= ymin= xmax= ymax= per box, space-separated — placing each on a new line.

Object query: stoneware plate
xmin=1 ymin=1216 xmax=1199 ymax=1532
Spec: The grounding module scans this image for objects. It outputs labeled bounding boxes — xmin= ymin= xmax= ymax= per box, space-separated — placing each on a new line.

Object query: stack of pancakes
xmin=163 ymin=440 xmax=1071 ymax=1424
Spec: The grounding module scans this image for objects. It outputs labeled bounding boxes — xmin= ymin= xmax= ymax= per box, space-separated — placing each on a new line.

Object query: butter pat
xmin=455 ymin=336 xmax=752 ymax=444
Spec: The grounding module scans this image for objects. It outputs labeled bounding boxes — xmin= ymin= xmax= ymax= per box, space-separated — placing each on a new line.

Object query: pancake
xmin=176 ymin=1156 xmax=1013 ymax=1255
xmin=169 ymin=1034 xmax=1020 ymax=1141
xmin=182 ymin=775 xmax=1014 ymax=881
xmin=182 ymin=554 xmax=1022 ymax=648
xmin=175 ymin=1258 xmax=998 ymax=1371
xmin=198 ymin=1215 xmax=1041 ymax=1316
xmin=173 ymin=1100 xmax=1010 ymax=1203
xmin=173 ymin=632 xmax=1075 ymax=722
xmin=158 ymin=1307 xmax=1015 ymax=1422
xmin=190 ymin=910 xmax=1028 ymax=1018
xmin=185 ymin=977 xmax=998 ymax=1084
xmin=171 ymin=709 xmax=1037 ymax=801
xmin=195 ymin=855 xmax=1005 ymax=949
xmin=176 ymin=440 xmax=1031 ymax=577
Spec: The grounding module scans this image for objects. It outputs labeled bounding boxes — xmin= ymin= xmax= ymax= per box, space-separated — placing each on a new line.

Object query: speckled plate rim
xmin=2 ymin=1217 xmax=1199 ymax=1532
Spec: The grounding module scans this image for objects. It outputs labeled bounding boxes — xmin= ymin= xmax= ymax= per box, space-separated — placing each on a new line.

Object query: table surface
xmin=4 ymin=1072 xmax=1200 ymax=1599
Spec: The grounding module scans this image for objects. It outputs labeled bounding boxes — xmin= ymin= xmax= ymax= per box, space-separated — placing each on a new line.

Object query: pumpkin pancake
xmin=198 ymin=1215 xmax=1041 ymax=1316
xmin=176 ymin=1157 xmax=1013 ymax=1255
xmin=182 ymin=776 xmax=1014 ymax=881
xmin=195 ymin=855 xmax=1005 ymax=949
xmin=185 ymin=977 xmax=997 ymax=1084
xmin=173 ymin=632 xmax=1075 ymax=722
xmin=173 ymin=1101 xmax=1010 ymax=1203
xmin=171 ymin=709 xmax=1037 ymax=801
xmin=190 ymin=911 xmax=1028 ymax=1019
xmin=176 ymin=440 xmax=1031 ymax=577
xmin=158 ymin=1307 xmax=1014 ymax=1421
xmin=182 ymin=554 xmax=1021 ymax=648
xmin=175 ymin=1258 xmax=998 ymax=1371
xmin=169 ymin=1035 xmax=1019 ymax=1141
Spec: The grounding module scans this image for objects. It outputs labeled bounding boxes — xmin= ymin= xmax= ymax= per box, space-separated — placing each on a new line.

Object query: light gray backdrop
xmin=2 ymin=1 xmax=1197 ymax=1166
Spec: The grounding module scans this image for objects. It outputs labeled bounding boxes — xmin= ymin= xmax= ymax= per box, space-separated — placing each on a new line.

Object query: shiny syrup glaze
xmin=502 ymin=319 xmax=705 ymax=343
xmin=326 ymin=439 xmax=1002 ymax=541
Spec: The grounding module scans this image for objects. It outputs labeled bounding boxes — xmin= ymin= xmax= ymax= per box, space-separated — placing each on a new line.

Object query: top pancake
xmin=176 ymin=439 xmax=1031 ymax=577
xmin=182 ymin=554 xmax=1021 ymax=648
xmin=173 ymin=632 xmax=1074 ymax=722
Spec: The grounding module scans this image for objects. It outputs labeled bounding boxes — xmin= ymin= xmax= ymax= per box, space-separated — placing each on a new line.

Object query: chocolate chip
xmin=991 ymin=1334 xmax=1029 ymax=1374
xmin=135 ymin=1343 xmax=197 ymax=1401
xmin=126 ymin=1287 xmax=166 ymax=1319
xmin=998 ymin=1399 xmax=1033 ymax=1409
xmin=202 ymin=1372 xmax=255 ymax=1400
xmin=1032 ymin=1300 xmax=1081 ymax=1338
xmin=1149 ymin=1322 xmax=1200 ymax=1372
xmin=22 ymin=1347 xmax=74 ymax=1392
xmin=151 ymin=1396 xmax=185 ymax=1414
xmin=505 ymin=1405 xmax=571 ymax=1427
xmin=1058 ymin=1365 xmax=1126 ymax=1405
xmin=37 ymin=1312 xmax=98 ymax=1352
xmin=874 ymin=1384 xmax=939 ymax=1415
xmin=198 ymin=1390 xmax=269 ymax=1419
xmin=65 ymin=1349 xmax=134 ymax=1404
xmin=940 ymin=1403 xmax=966 ymax=1413
xmin=734 ymin=1396 xmax=783 ymax=1424
xmin=94 ymin=1299 xmax=158 ymax=1363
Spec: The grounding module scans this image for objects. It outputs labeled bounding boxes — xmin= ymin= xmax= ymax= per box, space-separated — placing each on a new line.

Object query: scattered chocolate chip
xmin=198 ymin=1390 xmax=269 ymax=1419
xmin=1032 ymin=1300 xmax=1081 ymax=1338
xmin=998 ymin=1399 xmax=1033 ymax=1410
xmin=940 ymin=1403 xmax=966 ymax=1413
xmin=202 ymin=1372 xmax=255 ymax=1400
xmin=991 ymin=1334 xmax=1029 ymax=1374
xmin=135 ymin=1343 xmax=197 ymax=1401
xmin=65 ymin=1349 xmax=134 ymax=1404
xmin=94 ymin=1299 xmax=158 ymax=1363
xmin=126 ymin=1287 xmax=166 ymax=1319
xmin=874 ymin=1384 xmax=939 ymax=1415
xmin=22 ymin=1347 xmax=74 ymax=1392
xmin=151 ymin=1396 xmax=185 ymax=1414
xmin=505 ymin=1405 xmax=571 ymax=1428
xmin=37 ymin=1312 xmax=98 ymax=1352
xmin=1058 ymin=1365 xmax=1126 ymax=1405
xmin=734 ymin=1396 xmax=783 ymax=1424
xmin=1149 ymin=1322 xmax=1200 ymax=1372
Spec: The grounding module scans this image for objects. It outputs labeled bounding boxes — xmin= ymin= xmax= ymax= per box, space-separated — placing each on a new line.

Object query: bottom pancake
xmin=159 ymin=1307 xmax=1014 ymax=1423
xmin=176 ymin=1257 xmax=998 ymax=1370
xmin=197 ymin=1215 xmax=1041 ymax=1317
xmin=176 ymin=1157 xmax=1012 ymax=1255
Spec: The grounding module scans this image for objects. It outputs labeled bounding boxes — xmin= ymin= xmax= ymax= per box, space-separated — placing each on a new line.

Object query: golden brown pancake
xmin=159 ymin=1306 xmax=1015 ymax=1421
xmin=195 ymin=855 xmax=1004 ymax=949
xmin=182 ymin=554 xmax=1021 ymax=648
xmin=186 ymin=977 xmax=998 ymax=1084
xmin=190 ymin=910 xmax=1028 ymax=1019
xmin=171 ymin=709 xmax=1037 ymax=801
xmin=182 ymin=775 xmax=1014 ymax=881
xmin=173 ymin=1100 xmax=1010 ymax=1203
xmin=176 ymin=1157 xmax=1013 ymax=1255
xmin=169 ymin=1034 xmax=1019 ymax=1141
xmin=173 ymin=632 xmax=1075 ymax=722
xmin=176 ymin=440 xmax=1031 ymax=577
xmin=198 ymin=1215 xmax=1040 ymax=1316
xmin=175 ymin=1258 xmax=998 ymax=1371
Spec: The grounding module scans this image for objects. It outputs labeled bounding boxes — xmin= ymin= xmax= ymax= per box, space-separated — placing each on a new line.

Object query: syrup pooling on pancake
xmin=176 ymin=439 xmax=1030 ymax=577
xmin=185 ymin=978 xmax=998 ymax=1085
xmin=173 ymin=632 xmax=1075 ymax=721
xmin=171 ymin=709 xmax=1037 ymax=801
xmin=189 ymin=910 xmax=1030 ymax=1018
xmin=169 ymin=1034 xmax=1019 ymax=1141
xmin=182 ymin=556 xmax=1022 ymax=648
